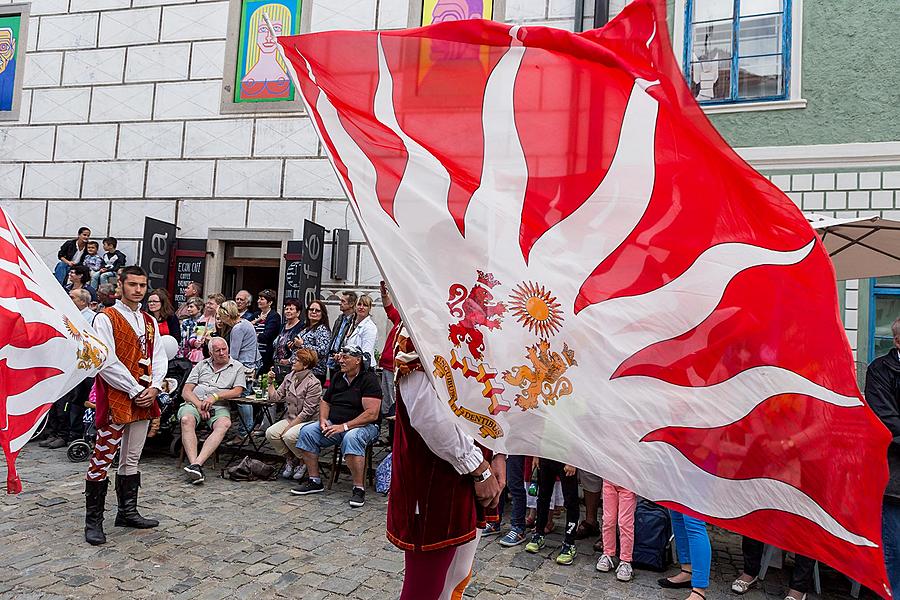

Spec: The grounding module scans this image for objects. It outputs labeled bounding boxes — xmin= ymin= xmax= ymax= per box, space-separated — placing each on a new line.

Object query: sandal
xmin=658 ymin=569 xmax=694 ymax=589
xmin=575 ymin=519 xmax=601 ymax=539
xmin=731 ymin=576 xmax=758 ymax=594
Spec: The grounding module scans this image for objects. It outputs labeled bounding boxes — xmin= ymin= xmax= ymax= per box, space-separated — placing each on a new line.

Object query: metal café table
xmin=220 ymin=393 xmax=286 ymax=471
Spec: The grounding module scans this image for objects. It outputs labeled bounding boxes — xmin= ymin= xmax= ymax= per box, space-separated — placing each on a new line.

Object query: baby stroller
xmin=67 ymin=407 xmax=96 ymax=462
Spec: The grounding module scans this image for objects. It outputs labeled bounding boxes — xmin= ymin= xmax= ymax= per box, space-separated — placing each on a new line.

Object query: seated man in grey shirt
xmin=178 ymin=337 xmax=246 ymax=484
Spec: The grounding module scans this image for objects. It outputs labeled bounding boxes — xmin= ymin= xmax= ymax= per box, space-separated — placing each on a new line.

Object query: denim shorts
xmin=296 ymin=421 xmax=379 ymax=457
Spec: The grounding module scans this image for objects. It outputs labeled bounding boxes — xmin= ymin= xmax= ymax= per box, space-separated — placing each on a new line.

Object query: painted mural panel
xmin=422 ymin=0 xmax=493 ymax=26
xmin=233 ymin=0 xmax=302 ymax=104
xmin=0 ymin=14 xmax=21 ymax=113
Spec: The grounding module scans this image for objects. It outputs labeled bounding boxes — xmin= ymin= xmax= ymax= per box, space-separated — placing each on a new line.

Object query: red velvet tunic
xmin=386 ymin=385 xmax=497 ymax=552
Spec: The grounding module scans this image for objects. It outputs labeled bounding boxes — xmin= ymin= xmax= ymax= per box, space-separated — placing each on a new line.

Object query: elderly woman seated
xmin=264 ymin=348 xmax=323 ymax=479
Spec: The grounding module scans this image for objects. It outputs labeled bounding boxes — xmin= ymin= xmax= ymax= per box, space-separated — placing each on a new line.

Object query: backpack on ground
xmin=223 ymin=456 xmax=278 ymax=481
xmin=631 ymin=498 xmax=673 ymax=571
xmin=375 ymin=452 xmax=392 ymax=495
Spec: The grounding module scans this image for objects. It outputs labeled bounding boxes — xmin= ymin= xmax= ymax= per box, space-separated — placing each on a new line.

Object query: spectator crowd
xmin=34 ymin=225 xmax=900 ymax=600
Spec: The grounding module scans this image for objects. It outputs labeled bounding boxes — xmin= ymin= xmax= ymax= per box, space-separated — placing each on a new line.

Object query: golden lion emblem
xmin=64 ymin=317 xmax=107 ymax=370
xmin=503 ymin=339 xmax=577 ymax=410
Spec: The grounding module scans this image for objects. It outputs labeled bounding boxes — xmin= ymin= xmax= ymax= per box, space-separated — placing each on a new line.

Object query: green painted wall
xmin=668 ymin=0 xmax=900 ymax=148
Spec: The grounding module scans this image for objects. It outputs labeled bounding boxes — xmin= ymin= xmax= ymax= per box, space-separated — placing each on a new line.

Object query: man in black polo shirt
xmin=292 ymin=345 xmax=382 ymax=507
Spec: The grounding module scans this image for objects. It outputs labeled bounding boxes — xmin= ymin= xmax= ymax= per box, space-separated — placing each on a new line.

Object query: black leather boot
xmin=114 ymin=473 xmax=159 ymax=529
xmin=84 ymin=479 xmax=109 ymax=545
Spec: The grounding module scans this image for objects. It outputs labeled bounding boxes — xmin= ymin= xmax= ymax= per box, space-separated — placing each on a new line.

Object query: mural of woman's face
xmin=255 ymin=20 xmax=282 ymax=55
xmin=432 ymin=0 xmax=482 ymax=23
xmin=0 ymin=29 xmax=15 ymax=74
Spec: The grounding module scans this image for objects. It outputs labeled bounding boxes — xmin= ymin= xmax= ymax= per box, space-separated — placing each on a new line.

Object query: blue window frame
xmin=869 ymin=277 xmax=900 ymax=361
xmin=683 ymin=0 xmax=791 ymax=105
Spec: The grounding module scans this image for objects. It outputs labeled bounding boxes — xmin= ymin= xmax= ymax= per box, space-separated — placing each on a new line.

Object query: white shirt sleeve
xmin=150 ymin=317 xmax=167 ymax=389
xmin=93 ymin=312 xmax=144 ymax=399
xmin=399 ymin=370 xmax=484 ymax=475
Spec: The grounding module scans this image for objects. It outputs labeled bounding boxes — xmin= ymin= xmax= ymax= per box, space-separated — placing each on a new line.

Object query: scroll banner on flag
xmin=276 ymin=1 xmax=893 ymax=595
xmin=0 ymin=206 xmax=108 ymax=493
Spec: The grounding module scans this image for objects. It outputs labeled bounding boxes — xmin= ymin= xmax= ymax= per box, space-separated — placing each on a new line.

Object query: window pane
xmin=692 ymin=20 xmax=733 ymax=60
xmin=737 ymin=55 xmax=783 ymax=98
xmin=693 ymin=0 xmax=733 ymax=22
xmin=875 ymin=276 xmax=900 ymax=288
xmin=739 ymin=14 xmax=782 ymax=56
xmin=740 ymin=0 xmax=783 ymax=17
xmin=691 ymin=60 xmax=732 ymax=102
xmin=874 ymin=295 xmax=900 ymax=356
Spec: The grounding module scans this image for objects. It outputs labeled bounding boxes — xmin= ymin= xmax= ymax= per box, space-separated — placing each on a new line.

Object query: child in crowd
xmin=83 ymin=241 xmax=104 ymax=288
xmin=177 ymin=297 xmax=205 ymax=363
xmin=98 ymin=237 xmax=126 ymax=287
xmin=525 ymin=458 xmax=580 ymax=565
xmin=596 ymin=479 xmax=637 ymax=582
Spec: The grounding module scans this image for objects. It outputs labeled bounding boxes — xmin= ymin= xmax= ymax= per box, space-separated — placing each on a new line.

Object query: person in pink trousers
xmin=595 ymin=479 xmax=637 ymax=581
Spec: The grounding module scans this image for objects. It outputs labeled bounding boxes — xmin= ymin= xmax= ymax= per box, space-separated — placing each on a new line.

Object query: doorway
xmin=222 ymin=242 xmax=281 ymax=299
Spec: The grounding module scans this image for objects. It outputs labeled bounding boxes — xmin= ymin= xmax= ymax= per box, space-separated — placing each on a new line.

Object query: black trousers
xmin=49 ymin=377 xmax=92 ymax=442
xmin=535 ymin=458 xmax=580 ymax=545
xmin=742 ymin=536 xmax=815 ymax=593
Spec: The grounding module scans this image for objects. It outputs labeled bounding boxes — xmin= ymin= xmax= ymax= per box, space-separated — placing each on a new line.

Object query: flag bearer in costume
xmin=388 ymin=324 xmax=504 ymax=600
xmin=83 ymin=265 xmax=167 ymax=545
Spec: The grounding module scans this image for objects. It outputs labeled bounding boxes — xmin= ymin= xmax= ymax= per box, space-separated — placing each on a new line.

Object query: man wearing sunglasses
xmin=292 ymin=344 xmax=382 ymax=507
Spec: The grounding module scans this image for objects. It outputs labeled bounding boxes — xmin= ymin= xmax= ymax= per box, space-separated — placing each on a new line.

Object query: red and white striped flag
xmin=0 ymin=206 xmax=108 ymax=493
xmin=278 ymin=0 xmax=892 ymax=594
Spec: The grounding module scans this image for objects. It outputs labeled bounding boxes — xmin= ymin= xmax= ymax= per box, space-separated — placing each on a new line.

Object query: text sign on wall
xmin=173 ymin=239 xmax=207 ymax=305
xmin=300 ymin=219 xmax=325 ymax=308
xmin=283 ymin=240 xmax=303 ymax=305
xmin=140 ymin=217 xmax=177 ymax=292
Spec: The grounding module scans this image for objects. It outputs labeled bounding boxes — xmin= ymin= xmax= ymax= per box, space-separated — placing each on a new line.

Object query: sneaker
xmin=291 ymin=479 xmax=325 ymax=495
xmin=524 ymin=534 xmax=545 ymax=554
xmin=616 ymin=561 xmax=633 ymax=582
xmin=183 ymin=464 xmax=204 ymax=484
xmin=349 ymin=487 xmax=366 ymax=507
xmin=292 ymin=464 xmax=307 ymax=480
xmin=482 ymin=521 xmax=502 ymax=536
xmin=281 ymin=463 xmax=295 ymax=479
xmin=596 ymin=554 xmax=618 ymax=573
xmin=39 ymin=436 xmax=62 ymax=448
xmin=556 ymin=543 xmax=577 ymax=565
xmin=498 ymin=527 xmax=527 ymax=547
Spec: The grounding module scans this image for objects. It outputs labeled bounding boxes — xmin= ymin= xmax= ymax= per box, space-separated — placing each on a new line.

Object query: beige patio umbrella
xmin=806 ymin=213 xmax=900 ymax=280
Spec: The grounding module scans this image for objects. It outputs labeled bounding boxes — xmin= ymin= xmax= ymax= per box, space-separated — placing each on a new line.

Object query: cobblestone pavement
xmin=2 ymin=443 xmax=863 ymax=600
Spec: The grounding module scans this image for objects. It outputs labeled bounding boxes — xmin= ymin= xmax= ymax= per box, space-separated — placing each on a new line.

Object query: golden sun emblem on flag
xmin=64 ymin=316 xmax=107 ymax=370
xmin=509 ymin=281 xmax=563 ymax=338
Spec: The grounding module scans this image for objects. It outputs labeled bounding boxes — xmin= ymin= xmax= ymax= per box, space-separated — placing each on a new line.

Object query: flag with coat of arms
xmin=275 ymin=1 xmax=893 ymax=595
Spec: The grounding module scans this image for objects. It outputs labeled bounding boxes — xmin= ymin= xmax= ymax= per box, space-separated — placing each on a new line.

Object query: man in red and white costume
xmin=83 ymin=265 xmax=167 ymax=545
xmin=388 ymin=324 xmax=505 ymax=600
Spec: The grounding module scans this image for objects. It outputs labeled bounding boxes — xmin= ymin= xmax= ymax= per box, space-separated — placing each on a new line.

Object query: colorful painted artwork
xmin=234 ymin=0 xmax=301 ymax=104
xmin=422 ymin=0 xmax=493 ymax=26
xmin=0 ymin=15 xmax=21 ymax=112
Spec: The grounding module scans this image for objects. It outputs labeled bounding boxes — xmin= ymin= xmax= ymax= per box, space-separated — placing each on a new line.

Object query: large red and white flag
xmin=0 ymin=207 xmax=108 ymax=493
xmin=278 ymin=1 xmax=892 ymax=594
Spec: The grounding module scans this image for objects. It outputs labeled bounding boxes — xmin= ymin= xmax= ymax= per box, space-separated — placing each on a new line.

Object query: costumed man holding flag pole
xmin=83 ymin=265 xmax=167 ymax=545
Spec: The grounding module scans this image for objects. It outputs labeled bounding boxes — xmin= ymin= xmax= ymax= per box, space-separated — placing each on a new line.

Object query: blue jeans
xmin=885 ymin=499 xmax=900 ymax=596
xmin=498 ymin=455 xmax=526 ymax=531
xmin=297 ymin=421 xmax=379 ymax=457
xmin=53 ymin=261 xmax=69 ymax=284
xmin=236 ymin=404 xmax=255 ymax=435
xmin=670 ymin=510 xmax=711 ymax=589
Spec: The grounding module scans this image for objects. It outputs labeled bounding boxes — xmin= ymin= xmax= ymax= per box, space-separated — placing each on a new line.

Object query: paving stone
xmin=1 ymin=446 xmax=858 ymax=600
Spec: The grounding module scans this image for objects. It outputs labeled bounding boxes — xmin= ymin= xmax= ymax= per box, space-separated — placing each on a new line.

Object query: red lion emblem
xmin=447 ymin=271 xmax=506 ymax=360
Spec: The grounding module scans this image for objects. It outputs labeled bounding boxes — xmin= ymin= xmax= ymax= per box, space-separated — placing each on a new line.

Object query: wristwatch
xmin=471 ymin=468 xmax=492 ymax=483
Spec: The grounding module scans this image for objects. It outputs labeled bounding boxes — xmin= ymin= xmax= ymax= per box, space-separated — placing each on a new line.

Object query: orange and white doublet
xmin=86 ymin=300 xmax=167 ymax=481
